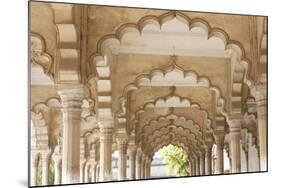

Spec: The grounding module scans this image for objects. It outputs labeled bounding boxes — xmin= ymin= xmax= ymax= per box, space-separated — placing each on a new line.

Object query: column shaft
xmin=199 ymin=150 xmax=205 ymax=175
xmin=117 ymin=139 xmax=127 ymax=181
xmin=136 ymin=154 xmax=142 ymax=179
xmin=59 ymin=88 xmax=84 ymax=184
xmin=205 ymin=147 xmax=212 ymax=175
xmin=54 ymin=159 xmax=62 ymax=184
xmin=99 ymin=126 xmax=113 ymax=181
xmin=41 ymin=155 xmax=50 ymax=185
xmin=128 ymin=148 xmax=136 ymax=180
xmin=230 ymin=126 xmax=241 ymax=173
xmin=215 ymin=135 xmax=224 ymax=174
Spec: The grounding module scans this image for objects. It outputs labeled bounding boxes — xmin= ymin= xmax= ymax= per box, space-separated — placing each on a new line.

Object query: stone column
xmin=58 ymin=87 xmax=84 ymax=184
xmin=141 ymin=156 xmax=146 ymax=179
xmin=96 ymin=165 xmax=100 ymax=182
xmin=84 ymin=163 xmax=91 ymax=183
xmin=99 ymin=122 xmax=113 ymax=181
xmin=205 ymin=145 xmax=213 ymax=175
xmin=79 ymin=160 xmax=86 ymax=183
xmin=54 ymin=158 xmax=62 ymax=184
xmin=31 ymin=155 xmax=38 ymax=186
xmin=136 ymin=151 xmax=142 ymax=179
xmin=190 ymin=157 xmax=194 ymax=176
xmin=229 ymin=119 xmax=242 ymax=173
xmin=199 ymin=148 xmax=205 ymax=175
xmin=128 ymin=146 xmax=137 ymax=180
xmin=117 ymin=138 xmax=128 ymax=181
xmin=256 ymin=95 xmax=267 ymax=171
xmin=41 ymin=153 xmax=50 ymax=185
xmin=215 ymin=134 xmax=225 ymax=174
xmin=195 ymin=155 xmax=200 ymax=176
xmin=91 ymin=163 xmax=97 ymax=182
xmin=146 ymin=159 xmax=151 ymax=179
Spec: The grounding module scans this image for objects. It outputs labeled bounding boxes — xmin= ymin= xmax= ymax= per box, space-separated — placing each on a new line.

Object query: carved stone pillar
xmin=146 ymin=158 xmax=151 ymax=179
xmin=117 ymin=138 xmax=128 ymax=180
xmin=41 ymin=153 xmax=50 ymax=185
xmin=199 ymin=148 xmax=205 ymax=175
xmin=54 ymin=157 xmax=62 ymax=184
xmin=80 ymin=160 xmax=86 ymax=183
xmin=91 ymin=163 xmax=97 ymax=182
xmin=215 ymin=134 xmax=225 ymax=174
xmin=205 ymin=145 xmax=212 ymax=175
xmin=195 ymin=154 xmax=200 ymax=176
xmin=141 ymin=155 xmax=146 ymax=179
xmin=228 ymin=119 xmax=242 ymax=173
xmin=256 ymin=90 xmax=267 ymax=171
xmin=58 ymin=86 xmax=84 ymax=184
xmin=99 ymin=122 xmax=113 ymax=181
xmin=128 ymin=146 xmax=137 ymax=180
xmin=84 ymin=163 xmax=90 ymax=183
xmin=136 ymin=151 xmax=142 ymax=179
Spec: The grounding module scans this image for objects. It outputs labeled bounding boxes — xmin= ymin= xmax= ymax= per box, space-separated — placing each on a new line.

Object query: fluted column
xmin=41 ymin=153 xmax=50 ymax=185
xmin=58 ymin=86 xmax=84 ymax=184
xmin=205 ymin=145 xmax=212 ymax=175
xmin=215 ymin=134 xmax=225 ymax=174
xmin=128 ymin=146 xmax=137 ymax=180
xmin=136 ymin=151 xmax=142 ymax=179
xmin=199 ymin=148 xmax=205 ymax=175
xmin=117 ymin=138 xmax=128 ymax=180
xmin=229 ymin=119 xmax=242 ymax=173
xmin=99 ymin=123 xmax=113 ymax=181
xmin=54 ymin=158 xmax=62 ymax=184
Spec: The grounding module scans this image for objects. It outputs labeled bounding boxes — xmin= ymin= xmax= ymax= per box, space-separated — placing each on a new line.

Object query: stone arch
xmin=88 ymin=11 xmax=255 ymax=116
xmin=31 ymin=32 xmax=53 ymax=79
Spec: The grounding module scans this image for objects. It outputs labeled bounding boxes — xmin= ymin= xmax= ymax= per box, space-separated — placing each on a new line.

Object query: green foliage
xmin=159 ymin=144 xmax=190 ymax=176
xmin=49 ymin=160 xmax=55 ymax=185
xmin=36 ymin=158 xmax=55 ymax=185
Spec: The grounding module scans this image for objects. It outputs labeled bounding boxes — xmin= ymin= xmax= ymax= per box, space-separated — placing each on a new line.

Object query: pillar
xmin=128 ymin=146 xmax=137 ymax=180
xmin=195 ymin=155 xmax=200 ymax=176
xmin=199 ymin=149 xmax=205 ymax=175
xmin=229 ymin=119 xmax=242 ymax=173
xmin=117 ymin=138 xmax=128 ymax=181
xmin=80 ymin=160 xmax=86 ymax=183
xmin=256 ymin=95 xmax=267 ymax=171
xmin=84 ymin=163 xmax=90 ymax=183
xmin=41 ymin=153 xmax=50 ymax=185
xmin=54 ymin=158 xmax=62 ymax=184
xmin=205 ymin=145 xmax=212 ymax=175
xmin=136 ymin=151 xmax=142 ymax=179
xmin=91 ymin=163 xmax=97 ymax=182
xmin=141 ymin=156 xmax=146 ymax=179
xmin=215 ymin=134 xmax=225 ymax=174
xmin=99 ymin=122 xmax=113 ymax=181
xmin=146 ymin=159 xmax=151 ymax=179
xmin=58 ymin=87 xmax=84 ymax=184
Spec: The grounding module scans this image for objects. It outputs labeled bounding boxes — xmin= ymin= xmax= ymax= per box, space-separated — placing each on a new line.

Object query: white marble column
xmin=91 ymin=163 xmax=97 ymax=182
xmin=41 ymin=153 xmax=50 ymax=185
xmin=229 ymin=119 xmax=242 ymax=173
xmin=205 ymin=145 xmax=212 ymax=175
xmin=80 ymin=160 xmax=86 ymax=183
xmin=256 ymin=96 xmax=267 ymax=171
xmin=54 ymin=158 xmax=62 ymax=184
xmin=199 ymin=148 xmax=205 ymax=175
xmin=117 ymin=138 xmax=128 ymax=181
xmin=128 ymin=146 xmax=137 ymax=180
xmin=136 ymin=152 xmax=142 ymax=179
xmin=195 ymin=155 xmax=200 ymax=176
xmin=99 ymin=123 xmax=113 ymax=181
xmin=141 ymin=156 xmax=146 ymax=179
xmin=58 ymin=87 xmax=84 ymax=184
xmin=215 ymin=134 xmax=225 ymax=174
xmin=84 ymin=163 xmax=90 ymax=183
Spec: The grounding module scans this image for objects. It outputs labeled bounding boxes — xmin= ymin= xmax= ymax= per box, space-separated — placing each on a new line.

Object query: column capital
xmin=58 ymin=85 xmax=85 ymax=108
xmin=116 ymin=137 xmax=128 ymax=145
xmin=227 ymin=118 xmax=242 ymax=133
